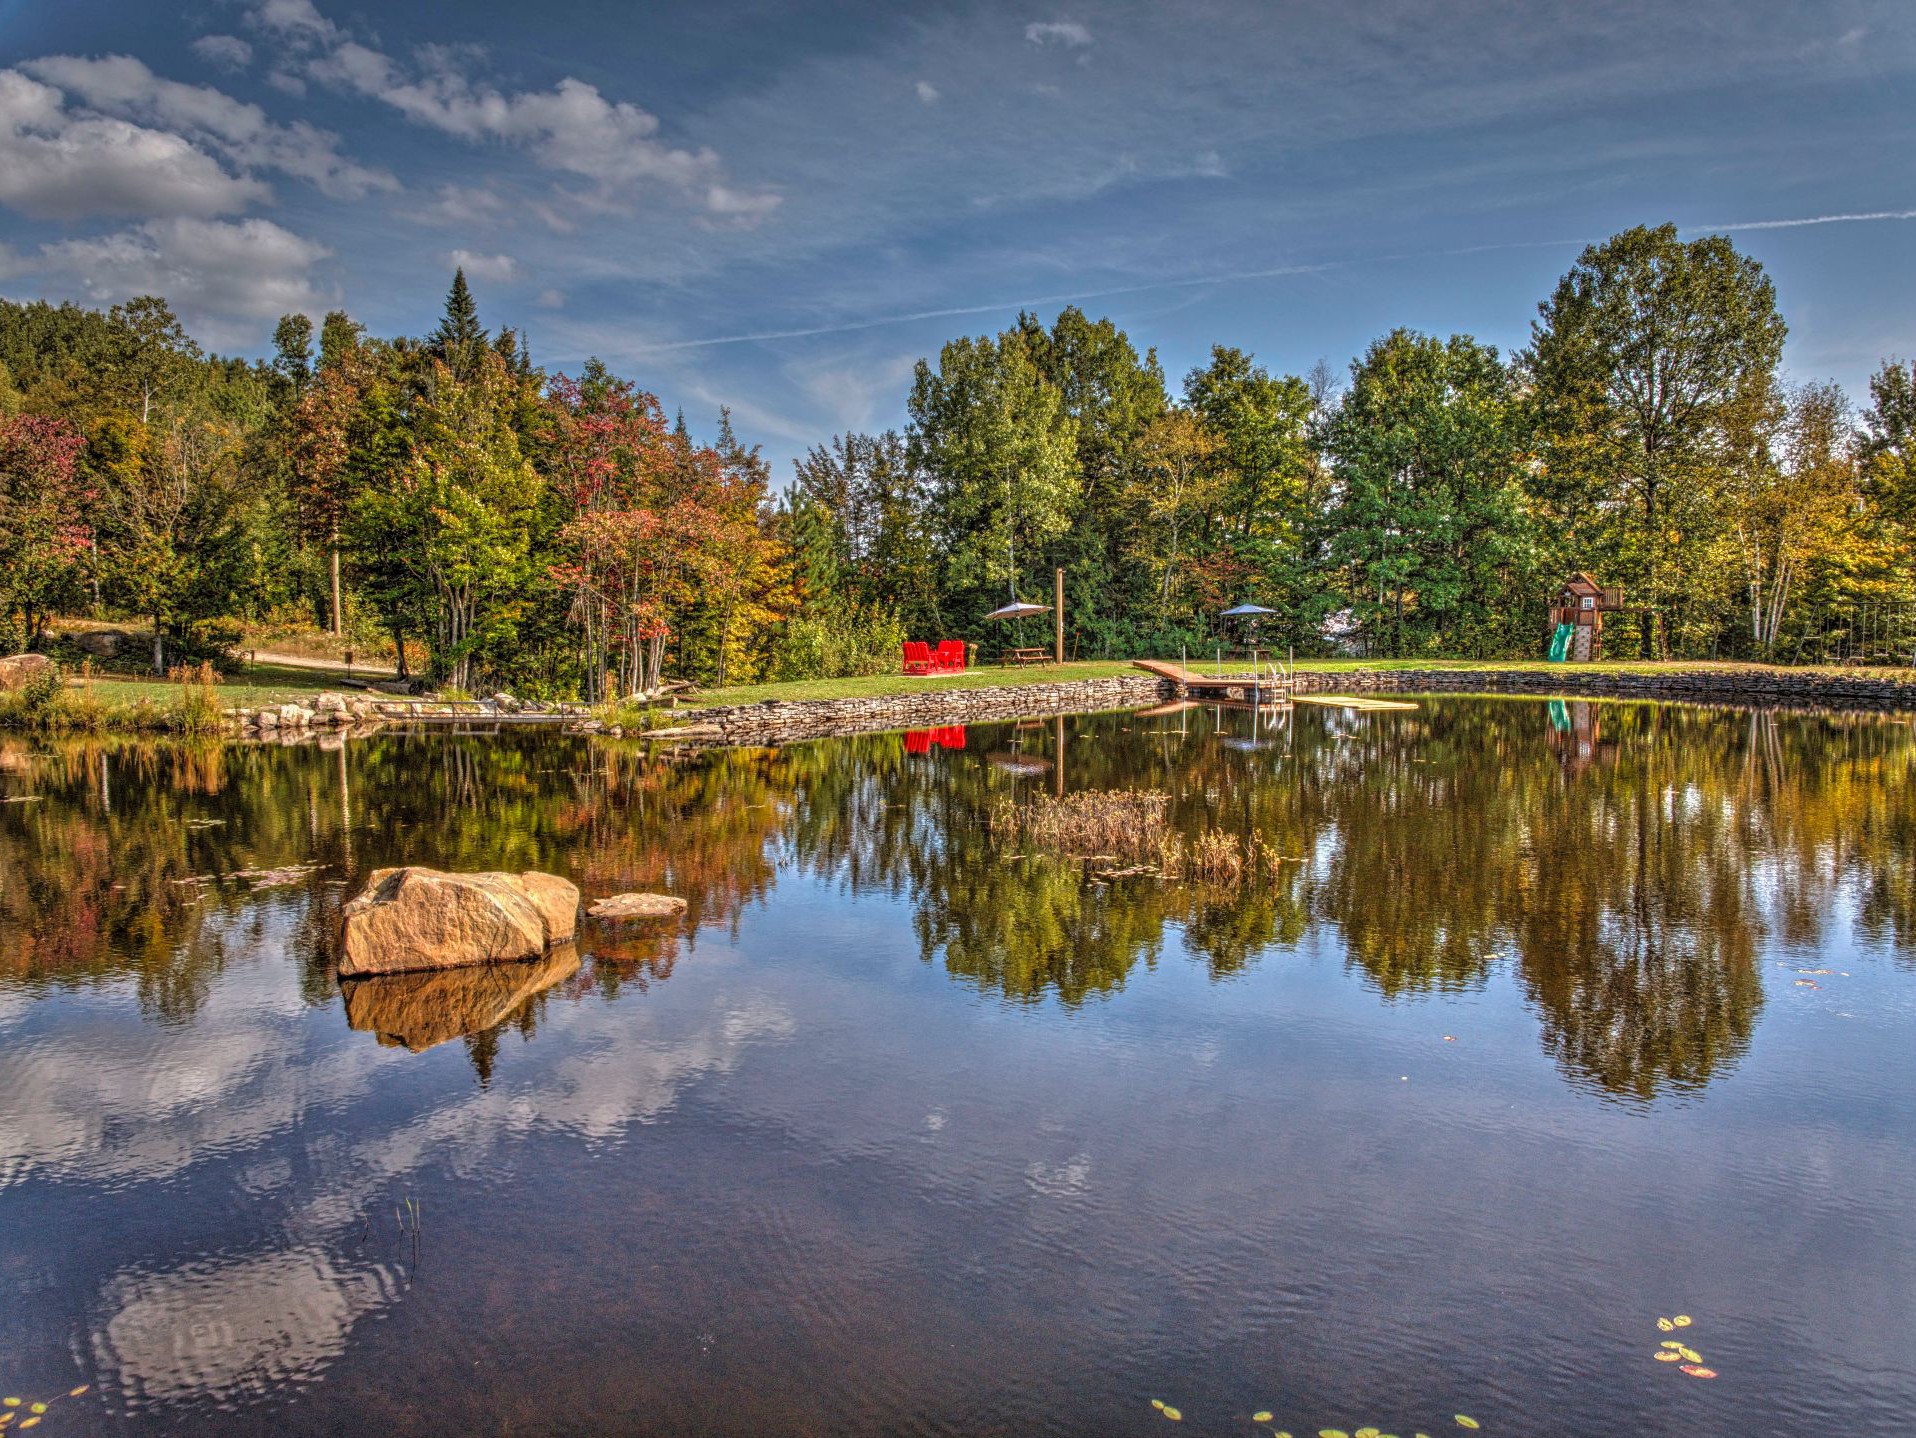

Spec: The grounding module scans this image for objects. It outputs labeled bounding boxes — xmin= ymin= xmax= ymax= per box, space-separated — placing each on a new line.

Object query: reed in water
xmin=988 ymin=789 xmax=1286 ymax=884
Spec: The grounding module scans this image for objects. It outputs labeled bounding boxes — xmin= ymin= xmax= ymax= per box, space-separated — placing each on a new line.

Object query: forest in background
xmin=2 ymin=222 xmax=1914 ymax=698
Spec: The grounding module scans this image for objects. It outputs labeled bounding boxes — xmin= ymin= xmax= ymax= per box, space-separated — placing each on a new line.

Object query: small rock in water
xmin=587 ymin=892 xmax=688 ymax=921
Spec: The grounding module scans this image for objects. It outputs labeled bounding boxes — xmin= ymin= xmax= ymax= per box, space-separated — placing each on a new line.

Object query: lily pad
xmin=1672 ymin=1315 xmax=1693 ymax=1327
xmin=1656 ymin=1317 xmax=1674 ymax=1331
xmin=1654 ymin=1351 xmax=1682 ymax=1362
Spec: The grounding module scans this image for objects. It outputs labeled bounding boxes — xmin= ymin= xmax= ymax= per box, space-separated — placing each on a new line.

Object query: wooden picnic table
xmin=1003 ymin=646 xmax=1050 ymax=667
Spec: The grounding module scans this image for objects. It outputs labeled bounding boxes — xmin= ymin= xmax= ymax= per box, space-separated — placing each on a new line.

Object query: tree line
xmin=3 ymin=224 xmax=1914 ymax=695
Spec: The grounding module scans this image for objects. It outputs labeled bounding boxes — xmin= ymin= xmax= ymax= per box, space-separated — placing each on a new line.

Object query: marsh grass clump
xmin=990 ymin=789 xmax=1286 ymax=886
xmin=0 ymin=659 xmax=110 ymax=733
xmin=164 ymin=661 xmax=223 ymax=734
xmin=991 ymin=788 xmax=1170 ymax=858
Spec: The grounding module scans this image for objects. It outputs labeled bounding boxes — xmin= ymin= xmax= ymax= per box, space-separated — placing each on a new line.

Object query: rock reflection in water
xmin=339 ymin=944 xmax=580 ymax=1052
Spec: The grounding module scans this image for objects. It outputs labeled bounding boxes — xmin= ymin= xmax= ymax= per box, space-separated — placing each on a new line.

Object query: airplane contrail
xmin=1695 ymin=209 xmax=1916 ymax=232
xmin=631 ymin=211 xmax=1914 ymax=353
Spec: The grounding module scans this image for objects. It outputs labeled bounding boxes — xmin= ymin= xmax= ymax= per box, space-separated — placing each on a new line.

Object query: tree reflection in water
xmin=1 ymin=697 xmax=1912 ymax=1099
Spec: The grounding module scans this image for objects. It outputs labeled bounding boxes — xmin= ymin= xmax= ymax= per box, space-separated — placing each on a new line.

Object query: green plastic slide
xmin=1548 ymin=622 xmax=1575 ymax=662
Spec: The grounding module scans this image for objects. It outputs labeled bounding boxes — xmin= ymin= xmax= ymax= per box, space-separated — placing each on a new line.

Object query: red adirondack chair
xmin=935 ymin=640 xmax=966 ymax=673
xmin=901 ymin=641 xmax=934 ymax=675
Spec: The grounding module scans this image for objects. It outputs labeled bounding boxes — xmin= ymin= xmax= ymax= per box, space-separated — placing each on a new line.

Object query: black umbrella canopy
xmin=984 ymin=601 xmax=1052 ymax=620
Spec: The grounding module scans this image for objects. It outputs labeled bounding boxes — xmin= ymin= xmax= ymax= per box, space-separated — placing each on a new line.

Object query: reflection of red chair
xmin=905 ymin=725 xmax=967 ymax=755
xmin=902 ymin=641 xmax=934 ymax=675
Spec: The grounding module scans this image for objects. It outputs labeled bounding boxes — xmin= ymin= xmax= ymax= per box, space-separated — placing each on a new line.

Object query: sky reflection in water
xmin=0 ymin=699 xmax=1912 ymax=1436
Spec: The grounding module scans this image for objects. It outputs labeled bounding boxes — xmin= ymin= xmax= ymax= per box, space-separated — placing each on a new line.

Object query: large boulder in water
xmin=338 ymin=867 xmax=579 ymax=976
xmin=340 ymin=945 xmax=580 ymax=1051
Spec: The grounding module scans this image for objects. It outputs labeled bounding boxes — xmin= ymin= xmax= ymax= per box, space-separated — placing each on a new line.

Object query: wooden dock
xmin=1131 ymin=659 xmax=1291 ymax=704
xmin=1132 ymin=660 xmax=1416 ymax=713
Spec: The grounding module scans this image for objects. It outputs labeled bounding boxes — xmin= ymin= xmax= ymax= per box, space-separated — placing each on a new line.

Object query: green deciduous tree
xmin=909 ymin=331 xmax=1079 ymax=614
xmin=1325 ymin=330 xmax=1536 ymax=656
xmin=1525 ymin=224 xmax=1787 ymax=657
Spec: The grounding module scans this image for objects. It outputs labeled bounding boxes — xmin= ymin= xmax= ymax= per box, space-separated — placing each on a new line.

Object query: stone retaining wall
xmin=1291 ymin=666 xmax=1916 ymax=712
xmin=685 ymin=665 xmax=1916 ymax=746
xmin=695 ymin=675 xmax=1171 ymax=744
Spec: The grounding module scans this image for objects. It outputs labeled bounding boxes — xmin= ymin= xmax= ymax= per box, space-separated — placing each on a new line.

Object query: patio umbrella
xmin=984 ymin=601 xmax=1052 ymax=620
xmin=1219 ymin=601 xmax=1276 ymax=653
xmin=985 ymin=599 xmax=1052 ymax=659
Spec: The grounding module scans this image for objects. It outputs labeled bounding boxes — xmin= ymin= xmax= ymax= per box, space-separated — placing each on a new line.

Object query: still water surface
xmin=1 ymin=698 xmax=1913 ymax=1436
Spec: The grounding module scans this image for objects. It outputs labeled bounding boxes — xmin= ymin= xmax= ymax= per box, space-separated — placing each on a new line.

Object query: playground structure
xmin=1548 ymin=572 xmax=1625 ymax=662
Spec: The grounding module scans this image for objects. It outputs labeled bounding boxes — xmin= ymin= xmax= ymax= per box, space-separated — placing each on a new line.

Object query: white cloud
xmin=191 ymin=35 xmax=254 ymax=71
xmin=414 ymin=182 xmax=509 ymax=226
xmin=265 ymin=70 xmax=307 ymax=96
xmin=0 ymin=68 xmax=266 ymax=220
xmin=250 ymin=0 xmax=342 ymax=45
xmin=915 ymin=80 xmax=941 ymax=104
xmin=445 ymin=248 xmax=519 ymax=282
xmin=22 ymin=54 xmax=396 ymax=200
xmin=31 ymin=217 xmax=333 ymax=344
xmin=1025 ymin=20 xmax=1093 ymax=47
xmin=251 ymin=0 xmax=777 ymax=219
xmin=536 ymin=287 xmax=566 ymax=309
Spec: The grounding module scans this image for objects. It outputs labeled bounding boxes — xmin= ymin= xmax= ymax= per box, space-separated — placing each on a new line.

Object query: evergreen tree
xmin=430 ymin=268 xmax=486 ymax=377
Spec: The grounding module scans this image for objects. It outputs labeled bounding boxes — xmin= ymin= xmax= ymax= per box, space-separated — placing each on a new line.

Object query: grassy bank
xmin=0 ymin=661 xmax=348 ymax=734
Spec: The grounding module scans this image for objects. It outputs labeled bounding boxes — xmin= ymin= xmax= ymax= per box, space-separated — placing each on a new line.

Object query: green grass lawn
xmin=79 ymin=661 xmax=365 ymax=711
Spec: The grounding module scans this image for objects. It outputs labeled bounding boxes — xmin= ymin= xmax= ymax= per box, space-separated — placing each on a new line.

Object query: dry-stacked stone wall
xmin=1291 ymin=666 xmax=1916 ymax=713
xmin=687 ymin=665 xmax=1916 ymax=746
xmin=696 ymin=675 xmax=1170 ymax=744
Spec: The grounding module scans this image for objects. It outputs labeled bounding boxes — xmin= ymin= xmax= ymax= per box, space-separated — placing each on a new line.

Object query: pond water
xmin=1 ymin=698 xmax=1913 ymax=1437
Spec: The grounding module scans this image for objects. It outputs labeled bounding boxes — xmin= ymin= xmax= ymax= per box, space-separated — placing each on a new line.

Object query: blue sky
xmin=2 ymin=0 xmax=1912 ymax=471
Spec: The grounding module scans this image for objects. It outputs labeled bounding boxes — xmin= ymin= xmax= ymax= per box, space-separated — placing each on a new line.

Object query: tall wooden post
xmin=1054 ymin=567 xmax=1064 ymax=664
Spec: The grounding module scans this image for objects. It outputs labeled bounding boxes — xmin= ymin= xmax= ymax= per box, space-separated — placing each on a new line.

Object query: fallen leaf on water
xmin=1660 ymin=1340 xmax=1684 ymax=1350
xmin=1672 ymin=1315 xmax=1693 ymax=1328
xmin=17 ymin=1421 xmax=35 ymax=1431
xmin=1794 ymin=980 xmax=1820 ymax=988
xmin=2 ymin=1400 xmax=18 ymax=1408
xmin=1162 ymin=1407 xmax=1183 ymax=1422
xmin=1253 ymin=1413 xmax=1274 ymax=1424
xmin=1318 ymin=1430 xmax=1348 ymax=1438
xmin=1654 ymin=1351 xmax=1683 ymax=1362
xmin=1679 ymin=1366 xmax=1717 ymax=1380
xmin=66 ymin=1389 xmax=86 ymax=1398
xmin=1678 ymin=1347 xmax=1703 ymax=1364
xmin=1656 ymin=1317 xmax=1674 ymax=1331
xmin=1358 ymin=1428 xmax=1381 ymax=1438
xmin=1151 ymin=1400 xmax=1165 ymax=1411
xmin=1455 ymin=1419 xmax=1480 ymax=1432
